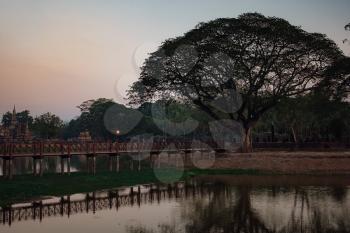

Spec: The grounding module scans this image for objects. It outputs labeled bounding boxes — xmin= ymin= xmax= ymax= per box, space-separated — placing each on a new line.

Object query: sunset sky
xmin=0 ymin=0 xmax=349 ymax=120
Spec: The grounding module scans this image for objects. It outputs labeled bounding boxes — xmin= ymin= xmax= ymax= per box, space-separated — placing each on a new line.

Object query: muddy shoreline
xmin=208 ymin=151 xmax=350 ymax=174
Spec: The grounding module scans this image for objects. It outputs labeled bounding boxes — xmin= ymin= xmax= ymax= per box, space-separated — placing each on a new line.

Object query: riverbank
xmin=0 ymin=168 xmax=257 ymax=206
xmin=2 ymin=151 xmax=350 ymax=206
xmin=209 ymin=151 xmax=350 ymax=174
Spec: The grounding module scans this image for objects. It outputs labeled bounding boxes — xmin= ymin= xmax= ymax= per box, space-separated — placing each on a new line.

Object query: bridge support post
xmin=130 ymin=157 xmax=134 ymax=171
xmin=39 ymin=158 xmax=43 ymax=177
xmin=116 ymin=155 xmax=120 ymax=172
xmin=108 ymin=156 xmax=113 ymax=172
xmin=2 ymin=158 xmax=7 ymax=178
xmin=67 ymin=157 xmax=71 ymax=175
xmin=60 ymin=156 xmax=65 ymax=174
xmin=32 ymin=158 xmax=37 ymax=176
xmin=176 ymin=154 xmax=179 ymax=168
xmin=8 ymin=158 xmax=13 ymax=180
xmin=185 ymin=151 xmax=192 ymax=168
xmin=157 ymin=154 xmax=161 ymax=168
xmin=138 ymin=154 xmax=141 ymax=171
xmin=92 ymin=155 xmax=96 ymax=175
xmin=167 ymin=153 xmax=170 ymax=167
xmin=86 ymin=155 xmax=96 ymax=174
xmin=86 ymin=156 xmax=90 ymax=173
xmin=149 ymin=154 xmax=153 ymax=168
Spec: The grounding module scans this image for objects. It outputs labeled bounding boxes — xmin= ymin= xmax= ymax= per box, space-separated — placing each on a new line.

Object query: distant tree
xmin=256 ymin=94 xmax=350 ymax=143
xmin=322 ymin=57 xmax=350 ymax=100
xmin=75 ymin=98 xmax=116 ymax=140
xmin=1 ymin=110 xmax=33 ymax=127
xmin=128 ymin=13 xmax=342 ymax=152
xmin=1 ymin=112 xmax=12 ymax=127
xmin=32 ymin=113 xmax=64 ymax=139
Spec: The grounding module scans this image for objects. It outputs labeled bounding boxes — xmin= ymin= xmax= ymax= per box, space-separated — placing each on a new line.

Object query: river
xmin=1 ymin=175 xmax=350 ymax=233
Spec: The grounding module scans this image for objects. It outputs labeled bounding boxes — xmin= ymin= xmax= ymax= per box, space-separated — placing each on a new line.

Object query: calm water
xmin=0 ymin=156 xmax=112 ymax=175
xmin=1 ymin=175 xmax=350 ymax=233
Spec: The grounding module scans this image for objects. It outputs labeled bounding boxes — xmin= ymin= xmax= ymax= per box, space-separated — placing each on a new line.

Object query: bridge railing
xmin=0 ymin=140 xmax=220 ymax=157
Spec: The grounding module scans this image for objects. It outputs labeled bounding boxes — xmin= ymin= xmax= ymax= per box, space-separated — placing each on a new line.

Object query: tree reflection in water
xmin=126 ymin=182 xmax=350 ymax=233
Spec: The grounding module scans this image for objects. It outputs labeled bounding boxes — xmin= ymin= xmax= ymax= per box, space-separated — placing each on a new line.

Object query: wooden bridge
xmin=0 ymin=141 xmax=220 ymax=179
xmin=0 ymin=181 xmax=217 ymax=226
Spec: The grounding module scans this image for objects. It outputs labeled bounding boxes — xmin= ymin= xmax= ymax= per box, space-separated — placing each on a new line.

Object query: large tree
xmin=32 ymin=112 xmax=64 ymax=139
xmin=128 ymin=13 xmax=343 ymax=152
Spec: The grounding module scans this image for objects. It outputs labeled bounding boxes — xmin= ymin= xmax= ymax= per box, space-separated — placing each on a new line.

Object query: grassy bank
xmin=0 ymin=168 xmax=259 ymax=206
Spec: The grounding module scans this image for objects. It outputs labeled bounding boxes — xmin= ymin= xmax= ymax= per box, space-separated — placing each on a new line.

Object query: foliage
xmin=321 ymin=57 xmax=350 ymax=100
xmin=256 ymin=94 xmax=350 ymax=142
xmin=1 ymin=110 xmax=33 ymax=127
xmin=128 ymin=13 xmax=343 ymax=152
xmin=63 ymin=98 xmax=115 ymax=140
xmin=32 ymin=112 xmax=64 ymax=139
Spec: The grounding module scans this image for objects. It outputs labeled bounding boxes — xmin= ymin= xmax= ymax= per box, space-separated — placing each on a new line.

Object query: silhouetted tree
xmin=128 ymin=13 xmax=343 ymax=152
xmin=32 ymin=112 xmax=64 ymax=139
xmin=322 ymin=57 xmax=350 ymax=100
xmin=1 ymin=110 xmax=33 ymax=127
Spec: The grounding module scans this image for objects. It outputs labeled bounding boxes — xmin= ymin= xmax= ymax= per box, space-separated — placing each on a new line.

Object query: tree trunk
xmin=242 ymin=127 xmax=253 ymax=153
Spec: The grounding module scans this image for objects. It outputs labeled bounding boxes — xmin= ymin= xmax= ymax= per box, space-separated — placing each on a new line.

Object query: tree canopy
xmin=128 ymin=13 xmax=343 ymax=152
xmin=1 ymin=110 xmax=33 ymax=127
xmin=32 ymin=112 xmax=64 ymax=139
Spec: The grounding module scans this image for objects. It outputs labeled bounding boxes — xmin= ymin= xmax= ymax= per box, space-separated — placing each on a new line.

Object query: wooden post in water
xmin=3 ymin=159 xmax=7 ymax=178
xmin=92 ymin=155 xmax=96 ymax=175
xmin=67 ymin=144 xmax=71 ymax=175
xmin=167 ymin=153 xmax=170 ymax=167
xmin=33 ymin=158 xmax=37 ymax=176
xmin=39 ymin=158 xmax=43 ymax=177
xmin=8 ymin=158 xmax=13 ymax=180
xmin=60 ymin=156 xmax=64 ymax=174
xmin=130 ymin=158 xmax=134 ymax=171
xmin=176 ymin=154 xmax=179 ymax=168
xmin=149 ymin=154 xmax=153 ymax=168
xmin=157 ymin=153 xmax=161 ymax=168
xmin=116 ymin=155 xmax=120 ymax=172
xmin=138 ymin=154 xmax=141 ymax=171
xmin=67 ymin=157 xmax=71 ymax=175
xmin=108 ymin=156 xmax=113 ymax=172
xmin=86 ymin=156 xmax=90 ymax=174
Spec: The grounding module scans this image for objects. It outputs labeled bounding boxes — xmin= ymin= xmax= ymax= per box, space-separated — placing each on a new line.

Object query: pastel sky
xmin=0 ymin=0 xmax=349 ymax=120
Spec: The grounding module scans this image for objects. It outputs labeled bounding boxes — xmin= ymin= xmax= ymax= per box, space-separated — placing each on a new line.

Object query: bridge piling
xmin=157 ymin=154 xmax=161 ymax=168
xmin=130 ymin=158 xmax=134 ymax=171
xmin=2 ymin=158 xmax=7 ymax=178
xmin=86 ymin=155 xmax=96 ymax=174
xmin=8 ymin=158 xmax=13 ymax=179
xmin=92 ymin=155 xmax=96 ymax=175
xmin=149 ymin=154 xmax=153 ymax=168
xmin=108 ymin=156 xmax=113 ymax=172
xmin=60 ymin=156 xmax=64 ymax=174
xmin=39 ymin=158 xmax=43 ymax=177
xmin=116 ymin=155 xmax=120 ymax=172
xmin=138 ymin=154 xmax=141 ymax=171
xmin=67 ymin=157 xmax=71 ymax=175
xmin=32 ymin=158 xmax=36 ymax=176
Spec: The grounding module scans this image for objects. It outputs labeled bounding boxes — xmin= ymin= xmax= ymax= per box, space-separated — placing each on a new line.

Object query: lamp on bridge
xmin=115 ymin=130 xmax=120 ymax=142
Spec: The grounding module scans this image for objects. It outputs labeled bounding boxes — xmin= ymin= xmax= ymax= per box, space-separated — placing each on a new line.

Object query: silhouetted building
xmin=78 ymin=130 xmax=92 ymax=142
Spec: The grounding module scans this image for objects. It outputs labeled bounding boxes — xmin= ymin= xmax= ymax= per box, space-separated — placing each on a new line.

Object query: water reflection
xmin=0 ymin=155 xmax=118 ymax=175
xmin=1 ymin=176 xmax=350 ymax=233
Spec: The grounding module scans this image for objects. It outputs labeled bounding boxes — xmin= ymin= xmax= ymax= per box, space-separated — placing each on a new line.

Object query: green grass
xmin=0 ymin=168 xmax=259 ymax=206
